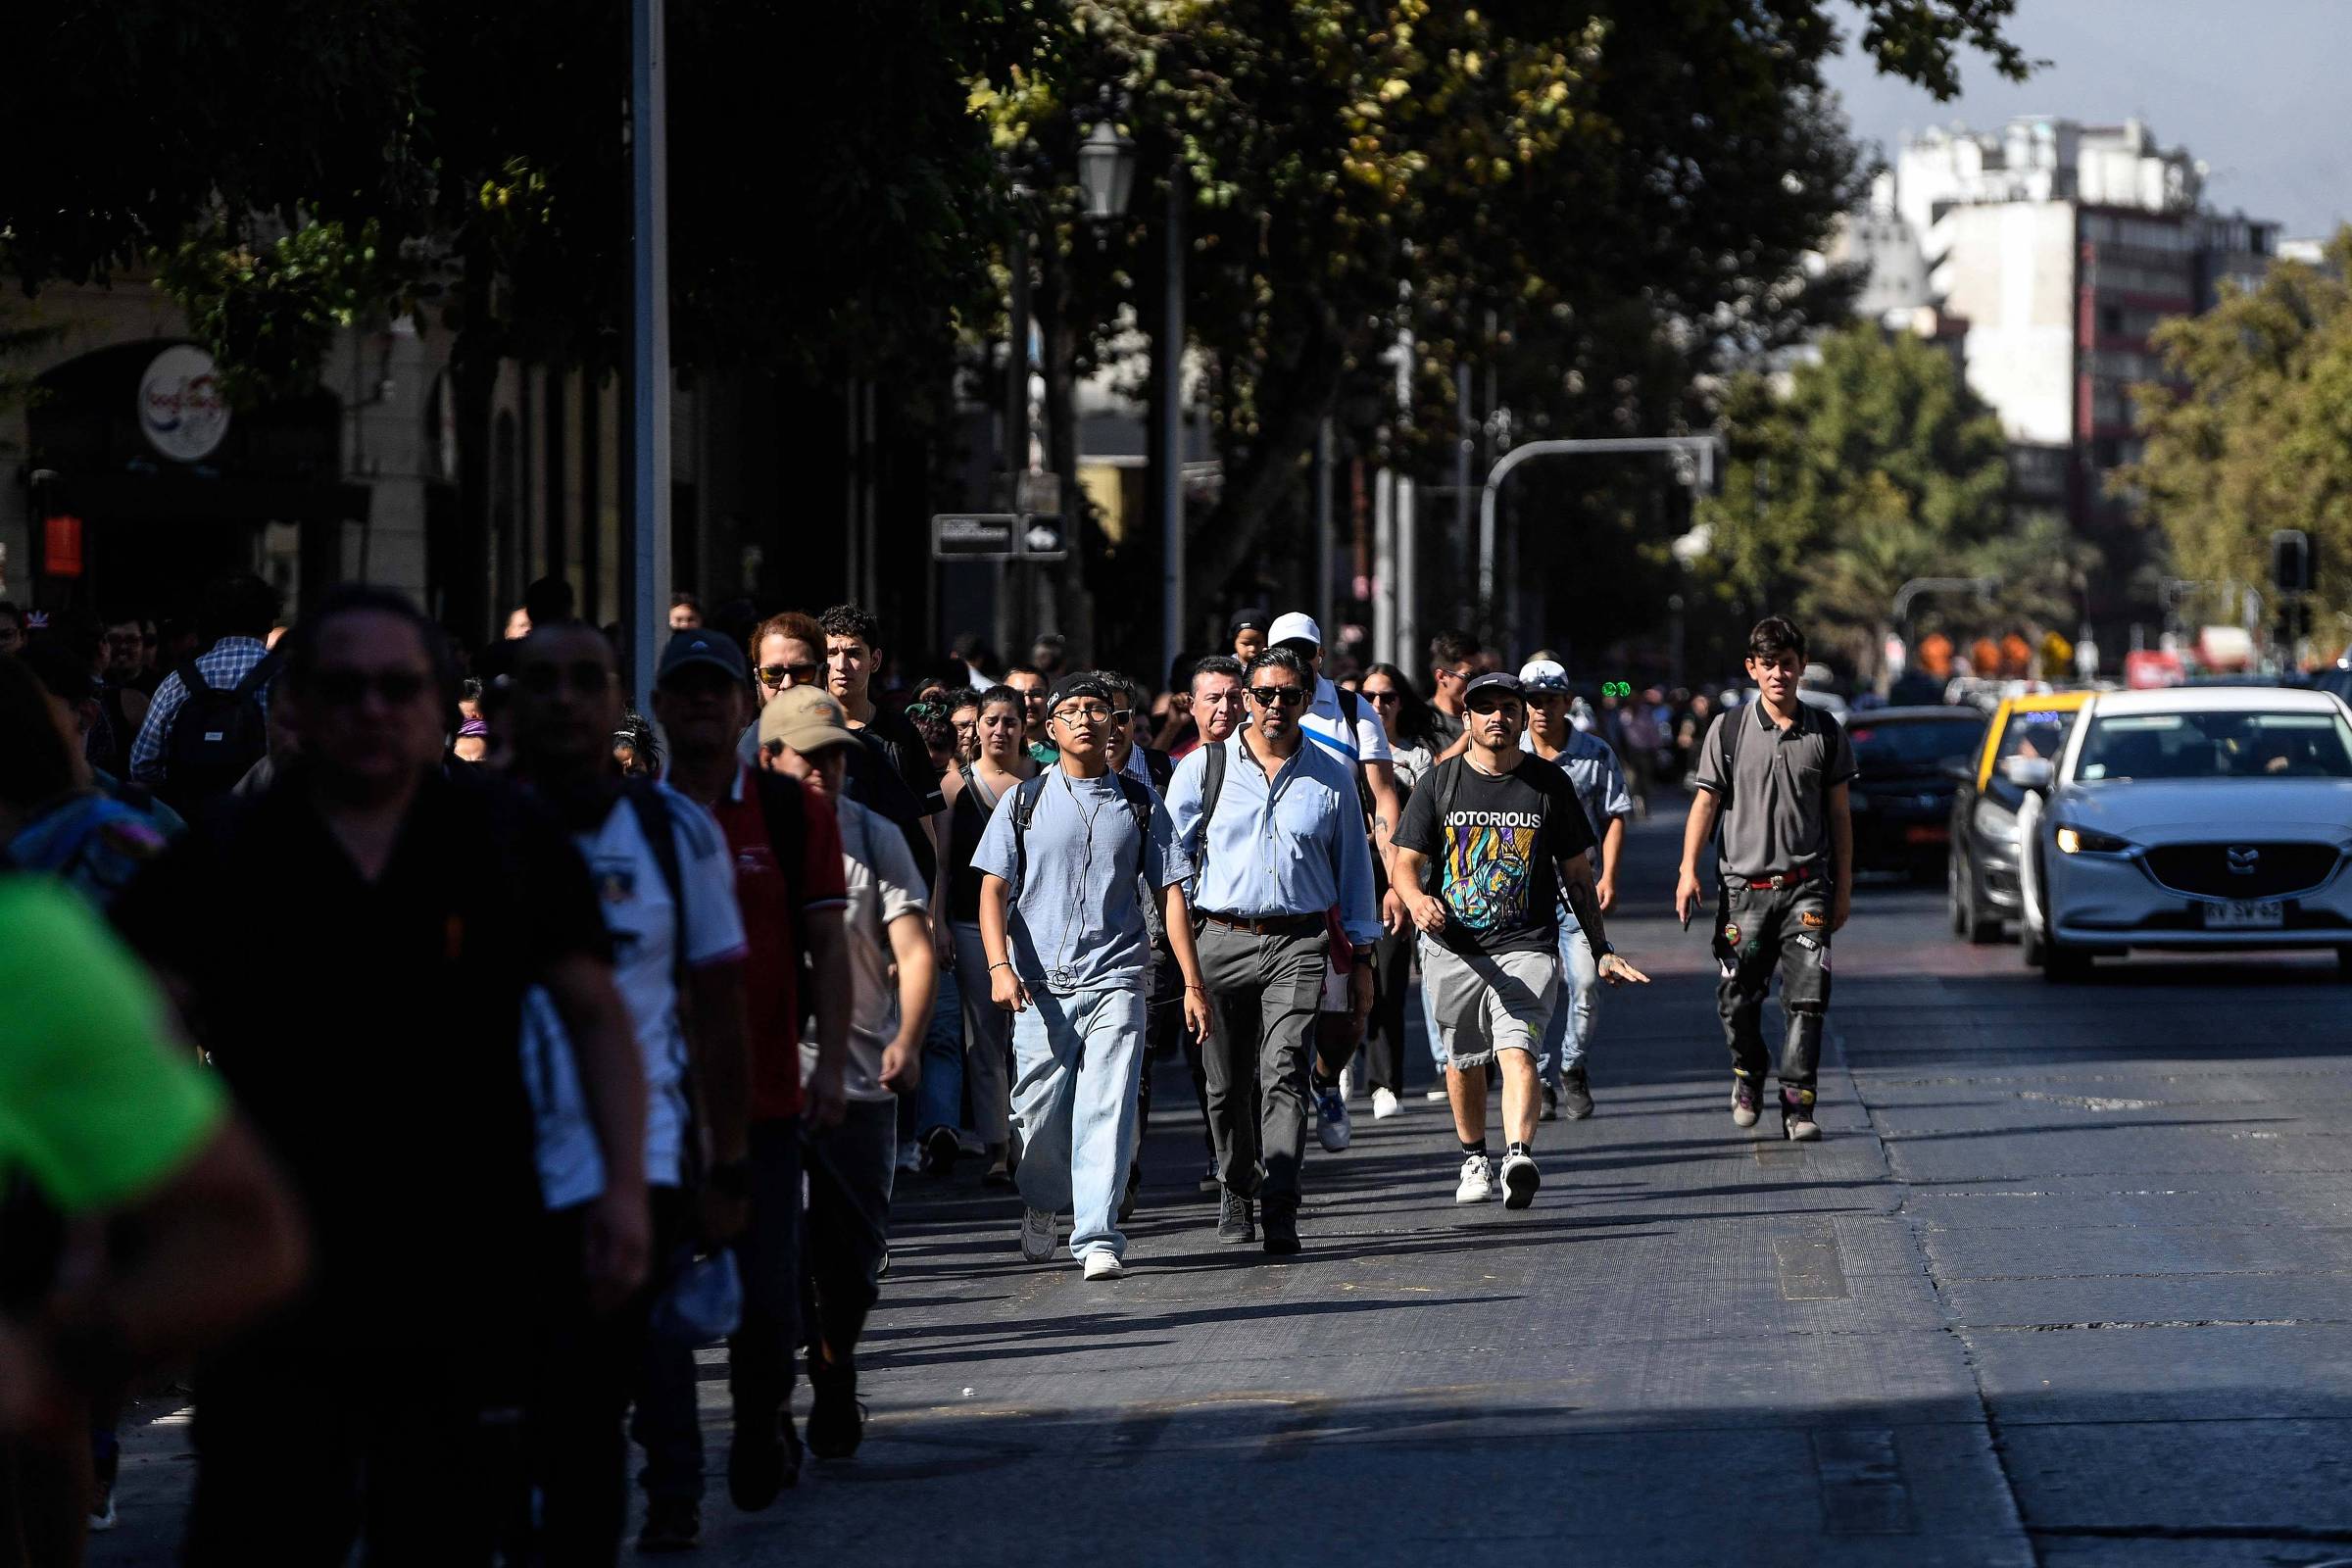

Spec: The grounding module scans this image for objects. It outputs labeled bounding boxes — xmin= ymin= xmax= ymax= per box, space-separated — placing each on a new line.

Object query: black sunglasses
xmin=1247 ymin=685 xmax=1307 ymax=709
xmin=758 ymin=662 xmax=819 ymax=689
xmin=314 ymin=668 xmax=430 ymax=708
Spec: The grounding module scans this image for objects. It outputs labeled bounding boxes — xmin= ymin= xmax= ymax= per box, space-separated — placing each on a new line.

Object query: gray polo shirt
xmin=1524 ymin=727 xmax=1634 ymax=860
xmin=1692 ymin=701 xmax=1856 ymax=878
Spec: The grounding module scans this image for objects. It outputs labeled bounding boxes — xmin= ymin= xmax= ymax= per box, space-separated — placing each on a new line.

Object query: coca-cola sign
xmin=137 ymin=345 xmax=231 ymax=462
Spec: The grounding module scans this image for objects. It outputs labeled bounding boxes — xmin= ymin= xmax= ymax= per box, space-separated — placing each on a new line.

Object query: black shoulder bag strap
xmin=231 ymin=650 xmax=283 ymax=702
xmin=1008 ymin=773 xmax=1050 ymax=903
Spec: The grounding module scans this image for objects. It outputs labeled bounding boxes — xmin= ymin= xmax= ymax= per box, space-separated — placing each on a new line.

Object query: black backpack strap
xmin=174 ymin=658 xmax=213 ymax=699
xmin=1115 ymin=772 xmax=1154 ymax=839
xmin=1198 ymin=737 xmax=1229 ymax=877
xmin=230 ymin=650 xmax=282 ymax=701
xmin=1008 ymin=772 xmax=1049 ymax=902
xmin=1146 ymin=747 xmax=1173 ymax=795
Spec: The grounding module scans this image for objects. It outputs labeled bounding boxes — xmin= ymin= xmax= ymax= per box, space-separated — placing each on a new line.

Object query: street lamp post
xmin=625 ymin=0 xmax=671 ymax=706
xmin=1477 ymin=435 xmax=1721 ymax=649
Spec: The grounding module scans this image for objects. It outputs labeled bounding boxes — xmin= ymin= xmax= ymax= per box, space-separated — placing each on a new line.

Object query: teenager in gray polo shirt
xmin=1675 ymin=616 xmax=1857 ymax=1141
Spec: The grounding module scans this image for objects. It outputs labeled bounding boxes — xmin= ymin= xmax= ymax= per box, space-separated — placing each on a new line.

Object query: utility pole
xmin=624 ymin=0 xmax=671 ymax=706
xmin=1159 ymin=169 xmax=1187 ymax=681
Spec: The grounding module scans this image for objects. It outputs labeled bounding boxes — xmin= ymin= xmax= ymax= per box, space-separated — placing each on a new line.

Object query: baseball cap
xmin=758 ymin=685 xmax=859 ymax=756
xmin=657 ymin=627 xmax=748 ymax=686
xmin=1463 ymin=670 xmax=1524 ymax=704
xmin=1228 ymin=608 xmax=1271 ymax=639
xmin=1267 ymin=611 xmax=1323 ymax=650
xmin=1517 ymin=659 xmax=1570 ymax=693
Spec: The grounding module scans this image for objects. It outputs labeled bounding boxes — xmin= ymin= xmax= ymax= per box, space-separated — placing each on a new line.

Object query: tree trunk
xmin=1192 ymin=313 xmax=1350 ymax=601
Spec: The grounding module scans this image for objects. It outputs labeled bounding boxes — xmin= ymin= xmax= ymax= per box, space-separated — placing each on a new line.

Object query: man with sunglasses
xmin=1167 ymin=647 xmax=1380 ymax=1255
xmin=973 ymin=673 xmax=1210 ymax=1280
xmin=112 ymin=586 xmax=650 ymax=1563
xmin=1424 ymin=628 xmax=1480 ymax=754
xmin=507 ymin=619 xmax=753 ymax=1554
xmin=1393 ymin=671 xmax=1649 ymax=1211
xmin=1263 ymin=612 xmax=1406 ymax=1153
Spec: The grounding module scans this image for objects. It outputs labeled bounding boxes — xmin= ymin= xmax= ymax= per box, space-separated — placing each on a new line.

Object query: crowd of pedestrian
xmin=0 ymin=569 xmax=1855 ymax=1564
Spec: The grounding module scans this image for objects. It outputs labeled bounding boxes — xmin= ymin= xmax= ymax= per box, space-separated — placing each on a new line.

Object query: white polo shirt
xmin=1298 ymin=674 xmax=1393 ymax=769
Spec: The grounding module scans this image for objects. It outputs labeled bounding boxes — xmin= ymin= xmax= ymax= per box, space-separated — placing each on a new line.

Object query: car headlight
xmin=1972 ymin=799 xmax=2019 ymax=844
xmin=2054 ymin=825 xmax=2132 ymax=856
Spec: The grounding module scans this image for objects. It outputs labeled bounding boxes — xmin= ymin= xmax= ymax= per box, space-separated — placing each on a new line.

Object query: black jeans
xmin=728 ymin=1121 xmax=804 ymax=1442
xmin=1714 ymin=877 xmax=1833 ymax=1098
xmin=185 ymin=1301 xmax=529 ymax=1566
xmin=528 ymin=1186 xmax=699 ymax=1566
xmin=1195 ymin=923 xmax=1324 ymax=1210
xmin=1363 ymin=926 xmax=1415 ymax=1093
xmin=802 ymin=1099 xmax=895 ymax=1367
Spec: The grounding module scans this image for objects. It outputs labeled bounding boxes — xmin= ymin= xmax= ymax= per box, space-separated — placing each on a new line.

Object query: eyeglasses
xmin=1364 ymin=689 xmax=1401 ymax=706
xmin=758 ymin=662 xmax=818 ymax=690
xmin=518 ymin=661 xmax=613 ymax=697
xmin=313 ymin=668 xmax=430 ymax=708
xmin=1054 ymin=704 xmax=1113 ymax=726
xmin=1248 ymin=685 xmax=1308 ymax=710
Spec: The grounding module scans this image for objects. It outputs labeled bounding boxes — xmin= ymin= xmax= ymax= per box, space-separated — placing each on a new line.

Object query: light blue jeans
xmin=1539 ymin=905 xmax=1602 ymax=1078
xmin=1419 ymin=935 xmax=1446 ymax=1068
xmin=912 ymin=964 xmax=965 ymax=1140
xmin=1010 ymin=983 xmax=1149 ymax=1260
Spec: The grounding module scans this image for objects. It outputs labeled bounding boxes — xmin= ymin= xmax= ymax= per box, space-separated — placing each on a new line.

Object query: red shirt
xmin=707 ymin=764 xmax=847 ymax=1121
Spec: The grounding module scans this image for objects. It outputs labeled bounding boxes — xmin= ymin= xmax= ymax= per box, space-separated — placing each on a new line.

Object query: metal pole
xmin=1160 ymin=170 xmax=1186 ymax=679
xmin=1455 ymin=364 xmax=1474 ymax=627
xmin=627 ymin=0 xmax=671 ymax=705
xmin=1315 ymin=417 xmax=1336 ymax=636
xmin=1478 ymin=436 xmax=1722 ymax=636
xmin=998 ymin=229 xmax=1029 ymax=662
xmin=1372 ymin=467 xmax=1396 ymax=663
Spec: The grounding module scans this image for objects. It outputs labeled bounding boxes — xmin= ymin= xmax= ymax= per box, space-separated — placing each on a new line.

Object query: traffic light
xmin=2272 ymin=529 xmax=2315 ymax=593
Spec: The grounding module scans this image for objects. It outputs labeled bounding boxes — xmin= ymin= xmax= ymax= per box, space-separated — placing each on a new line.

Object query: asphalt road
xmin=96 ymin=795 xmax=2352 ymax=1565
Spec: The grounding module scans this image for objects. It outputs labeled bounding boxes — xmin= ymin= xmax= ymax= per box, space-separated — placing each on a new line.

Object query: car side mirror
xmin=1941 ymin=759 xmax=1976 ymax=784
xmin=2002 ymin=757 xmax=2054 ymax=790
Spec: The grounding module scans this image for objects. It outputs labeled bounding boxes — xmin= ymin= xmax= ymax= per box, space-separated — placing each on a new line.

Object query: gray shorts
xmin=1421 ymin=944 xmax=1559 ymax=1069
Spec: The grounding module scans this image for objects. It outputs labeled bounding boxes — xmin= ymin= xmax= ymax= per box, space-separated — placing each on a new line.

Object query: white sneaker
xmin=1454 ymin=1153 xmax=1496 ymax=1204
xmin=1425 ymin=1087 xmax=1450 ymax=1102
xmin=1371 ymin=1088 xmax=1402 ymax=1120
xmin=1500 ymin=1152 xmax=1541 ymax=1209
xmin=1338 ymin=1064 xmax=1355 ymax=1102
xmin=1082 ymin=1250 xmax=1126 ymax=1281
xmin=1019 ymin=1206 xmax=1056 ymax=1263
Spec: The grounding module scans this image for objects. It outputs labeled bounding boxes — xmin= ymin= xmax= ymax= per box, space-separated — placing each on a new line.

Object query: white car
xmin=2016 ymin=687 xmax=2352 ymax=980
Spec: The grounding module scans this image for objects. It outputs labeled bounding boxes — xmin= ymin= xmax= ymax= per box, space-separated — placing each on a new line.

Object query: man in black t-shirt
xmin=1394 ymin=672 xmax=1648 ymax=1211
xmin=113 ymin=585 xmax=649 ymax=1566
xmin=819 ymin=603 xmax=943 ymax=884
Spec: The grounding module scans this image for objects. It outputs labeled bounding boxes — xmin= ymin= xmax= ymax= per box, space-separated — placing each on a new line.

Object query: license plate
xmin=1904 ymin=825 xmax=1948 ymax=845
xmin=2203 ymin=900 xmax=2282 ymax=930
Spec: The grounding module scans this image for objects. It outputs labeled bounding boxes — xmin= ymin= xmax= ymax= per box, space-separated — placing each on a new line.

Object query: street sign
xmin=931 ymin=512 xmax=1066 ymax=563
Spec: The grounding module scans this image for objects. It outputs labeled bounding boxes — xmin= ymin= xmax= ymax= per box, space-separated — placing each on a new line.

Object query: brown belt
xmin=1738 ymin=866 xmax=1817 ymax=891
xmin=1197 ymin=910 xmax=1326 ymax=938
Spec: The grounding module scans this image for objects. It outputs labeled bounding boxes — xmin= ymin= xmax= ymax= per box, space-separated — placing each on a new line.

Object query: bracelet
xmin=989 ymin=960 xmax=1014 ymax=973
xmin=1186 ymin=983 xmax=1208 ymax=994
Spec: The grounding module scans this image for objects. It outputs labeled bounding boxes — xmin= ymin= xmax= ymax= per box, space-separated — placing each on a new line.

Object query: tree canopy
xmin=2123 ymin=230 xmax=2352 ymax=645
xmin=1691 ymin=321 xmax=2080 ymax=676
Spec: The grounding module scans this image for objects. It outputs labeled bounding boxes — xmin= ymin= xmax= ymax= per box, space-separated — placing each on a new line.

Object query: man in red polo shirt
xmin=652 ymin=628 xmax=850 ymax=1515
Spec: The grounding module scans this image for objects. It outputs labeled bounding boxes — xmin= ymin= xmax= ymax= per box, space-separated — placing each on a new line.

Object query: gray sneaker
xmin=1560 ymin=1064 xmax=1594 ymax=1121
xmin=1019 ymin=1206 xmax=1056 ymax=1263
xmin=1217 ymin=1188 xmax=1256 ymax=1244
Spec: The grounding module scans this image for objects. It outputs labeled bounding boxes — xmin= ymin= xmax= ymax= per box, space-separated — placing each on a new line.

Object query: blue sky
xmin=1822 ymin=0 xmax=2349 ymax=238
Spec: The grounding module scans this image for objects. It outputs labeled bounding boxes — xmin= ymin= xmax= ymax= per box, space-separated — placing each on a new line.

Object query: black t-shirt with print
xmin=1394 ymin=752 xmax=1595 ymax=958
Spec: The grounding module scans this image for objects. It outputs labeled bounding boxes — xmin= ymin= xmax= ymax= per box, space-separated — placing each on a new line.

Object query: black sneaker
xmin=1217 ymin=1189 xmax=1256 ymax=1244
xmin=637 ymin=1497 xmax=701 ymax=1552
xmin=1541 ymin=1081 xmax=1559 ymax=1121
xmin=727 ymin=1414 xmax=793 ymax=1512
xmin=1782 ymin=1088 xmax=1822 ymax=1143
xmin=1260 ymin=1205 xmax=1301 ymax=1256
xmin=1118 ymin=1157 xmax=1141 ymax=1224
xmin=1197 ymin=1161 xmax=1221 ymax=1196
xmin=1560 ymin=1064 xmax=1594 ymax=1121
xmin=921 ymin=1124 xmax=960 ymax=1179
xmin=806 ymin=1357 xmax=864 ymax=1460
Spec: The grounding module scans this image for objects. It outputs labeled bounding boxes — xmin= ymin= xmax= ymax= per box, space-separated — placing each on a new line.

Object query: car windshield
xmin=1995 ymin=707 xmax=2079 ymax=769
xmin=1845 ymin=716 xmax=1984 ymax=771
xmin=2076 ymin=710 xmax=2352 ymax=782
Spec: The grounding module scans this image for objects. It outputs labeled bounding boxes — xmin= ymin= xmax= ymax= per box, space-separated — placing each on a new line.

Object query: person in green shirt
xmin=0 ymin=877 xmax=305 ymax=1557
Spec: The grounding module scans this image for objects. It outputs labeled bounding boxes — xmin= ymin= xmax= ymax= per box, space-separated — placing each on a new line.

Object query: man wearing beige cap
xmin=758 ymin=686 xmax=936 ymax=1463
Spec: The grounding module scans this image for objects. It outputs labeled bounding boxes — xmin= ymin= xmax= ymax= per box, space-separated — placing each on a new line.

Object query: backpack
xmin=162 ymin=652 xmax=280 ymax=810
xmin=1008 ymin=769 xmax=1155 ymax=904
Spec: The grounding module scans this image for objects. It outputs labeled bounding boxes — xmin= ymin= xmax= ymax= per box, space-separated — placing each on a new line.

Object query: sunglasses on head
xmin=1248 ymin=685 xmax=1307 ymax=709
xmin=757 ymin=662 xmax=819 ymax=689
xmin=313 ymin=668 xmax=430 ymax=708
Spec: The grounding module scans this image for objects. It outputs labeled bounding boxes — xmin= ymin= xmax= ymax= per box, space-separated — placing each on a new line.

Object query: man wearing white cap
xmin=1518 ymin=659 xmax=1634 ymax=1120
xmin=1266 ymin=611 xmax=1408 ymax=1153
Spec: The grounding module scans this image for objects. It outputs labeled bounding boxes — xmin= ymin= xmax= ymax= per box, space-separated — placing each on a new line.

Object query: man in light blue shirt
xmin=975 ymin=673 xmax=1210 ymax=1281
xmin=1165 ymin=647 xmax=1380 ymax=1257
